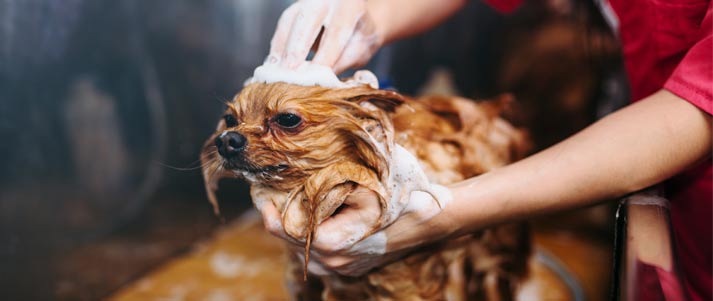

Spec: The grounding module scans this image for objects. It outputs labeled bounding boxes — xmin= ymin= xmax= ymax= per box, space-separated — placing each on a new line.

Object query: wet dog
xmin=201 ymin=82 xmax=531 ymax=301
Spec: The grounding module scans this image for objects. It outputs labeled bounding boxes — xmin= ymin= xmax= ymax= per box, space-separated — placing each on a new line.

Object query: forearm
xmin=367 ymin=0 xmax=467 ymax=44
xmin=447 ymin=90 xmax=712 ymax=235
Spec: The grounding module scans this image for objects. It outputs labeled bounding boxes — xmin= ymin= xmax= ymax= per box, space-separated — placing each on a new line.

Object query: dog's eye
xmin=223 ymin=114 xmax=238 ymax=127
xmin=274 ymin=113 xmax=302 ymax=129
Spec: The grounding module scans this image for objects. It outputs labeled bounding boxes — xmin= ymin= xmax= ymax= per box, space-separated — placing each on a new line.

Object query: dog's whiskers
xmin=157 ymin=157 xmax=217 ymax=171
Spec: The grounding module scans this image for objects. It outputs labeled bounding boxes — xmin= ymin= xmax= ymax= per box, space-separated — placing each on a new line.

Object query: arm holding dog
xmin=307 ymin=90 xmax=711 ymax=276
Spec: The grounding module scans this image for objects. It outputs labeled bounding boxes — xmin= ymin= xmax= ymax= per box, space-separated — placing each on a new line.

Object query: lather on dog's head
xmin=201 ymin=82 xmax=405 ymax=217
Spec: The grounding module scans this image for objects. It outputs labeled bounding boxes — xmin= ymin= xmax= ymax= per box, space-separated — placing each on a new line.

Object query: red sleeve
xmin=664 ymin=5 xmax=713 ymax=115
xmin=482 ymin=0 xmax=523 ymax=14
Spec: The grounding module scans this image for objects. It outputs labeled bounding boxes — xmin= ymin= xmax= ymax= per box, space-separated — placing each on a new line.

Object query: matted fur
xmin=201 ymin=82 xmax=531 ymax=301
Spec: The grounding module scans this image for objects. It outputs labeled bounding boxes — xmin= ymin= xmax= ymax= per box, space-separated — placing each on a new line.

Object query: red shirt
xmin=485 ymin=0 xmax=712 ymax=300
xmin=610 ymin=1 xmax=712 ymax=300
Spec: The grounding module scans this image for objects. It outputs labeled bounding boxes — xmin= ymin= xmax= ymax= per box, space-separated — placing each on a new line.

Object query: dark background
xmin=0 ymin=0 xmax=625 ymax=300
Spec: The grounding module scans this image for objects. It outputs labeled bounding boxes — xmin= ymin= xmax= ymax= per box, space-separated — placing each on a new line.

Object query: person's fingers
xmin=311 ymin=252 xmax=381 ymax=277
xmin=268 ymin=3 xmax=300 ymax=65
xmin=332 ymin=17 xmax=379 ymax=74
xmin=311 ymin=23 xmax=355 ymax=69
xmin=257 ymin=202 xmax=291 ymax=241
xmin=316 ymin=254 xmax=351 ymax=270
xmin=282 ymin=2 xmax=330 ymax=68
xmin=312 ymin=1 xmax=365 ymax=67
xmin=282 ymin=191 xmax=310 ymax=239
xmin=311 ymin=206 xmax=369 ymax=253
xmin=344 ymin=229 xmax=387 ymax=256
xmin=312 ymin=188 xmax=381 ymax=253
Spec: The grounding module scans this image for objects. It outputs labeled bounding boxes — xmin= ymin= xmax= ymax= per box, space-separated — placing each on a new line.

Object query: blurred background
xmin=0 ymin=0 xmax=628 ymax=300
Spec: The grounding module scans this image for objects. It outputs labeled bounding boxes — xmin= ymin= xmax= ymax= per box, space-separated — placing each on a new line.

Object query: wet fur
xmin=201 ymin=82 xmax=531 ymax=301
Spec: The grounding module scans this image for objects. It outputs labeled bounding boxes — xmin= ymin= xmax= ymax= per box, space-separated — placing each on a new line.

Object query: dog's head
xmin=200 ymin=82 xmax=405 ymax=215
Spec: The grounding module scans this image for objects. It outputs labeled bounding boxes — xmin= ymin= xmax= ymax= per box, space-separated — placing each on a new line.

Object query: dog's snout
xmin=215 ymin=131 xmax=247 ymax=158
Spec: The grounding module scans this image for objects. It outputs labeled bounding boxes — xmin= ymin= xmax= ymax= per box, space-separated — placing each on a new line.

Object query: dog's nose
xmin=215 ymin=131 xmax=247 ymax=158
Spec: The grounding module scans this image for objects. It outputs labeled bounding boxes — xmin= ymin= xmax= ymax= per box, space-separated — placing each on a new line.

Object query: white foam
xmin=406 ymin=184 xmax=452 ymax=215
xmin=205 ymin=290 xmax=234 ymax=301
xmin=350 ymin=231 xmax=387 ymax=255
xmin=210 ymin=251 xmax=265 ymax=278
xmin=245 ymin=62 xmax=379 ymax=89
xmin=381 ymin=144 xmax=449 ymax=224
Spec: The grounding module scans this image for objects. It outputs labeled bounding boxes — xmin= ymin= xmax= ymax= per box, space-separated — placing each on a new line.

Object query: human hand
xmin=253 ymin=180 xmax=455 ymax=277
xmin=305 ymin=186 xmax=456 ymax=276
xmin=267 ymin=0 xmax=383 ymax=74
xmin=267 ymin=187 xmax=392 ymax=277
xmin=254 ymin=186 xmax=393 ymax=275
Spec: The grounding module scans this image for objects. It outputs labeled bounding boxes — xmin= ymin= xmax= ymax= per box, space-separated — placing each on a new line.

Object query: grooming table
xmin=109 ymin=210 xmax=610 ymax=301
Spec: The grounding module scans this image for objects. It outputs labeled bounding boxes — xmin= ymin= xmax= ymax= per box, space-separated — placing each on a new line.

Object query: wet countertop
xmin=105 ymin=206 xmax=614 ymax=301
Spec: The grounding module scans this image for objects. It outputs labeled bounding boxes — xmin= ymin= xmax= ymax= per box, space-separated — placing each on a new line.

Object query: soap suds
xmin=205 ymin=290 xmax=234 ymax=301
xmin=380 ymin=144 xmax=448 ymax=226
xmin=210 ymin=251 xmax=267 ymax=278
xmin=245 ymin=62 xmax=378 ymax=89
xmin=406 ymin=184 xmax=452 ymax=214
xmin=350 ymin=231 xmax=387 ymax=255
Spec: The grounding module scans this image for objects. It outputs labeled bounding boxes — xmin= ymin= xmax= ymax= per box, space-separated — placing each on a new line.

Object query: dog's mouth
xmin=222 ymin=158 xmax=289 ymax=177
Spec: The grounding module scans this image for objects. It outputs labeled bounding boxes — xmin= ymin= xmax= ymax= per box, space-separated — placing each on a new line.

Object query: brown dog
xmin=201 ymin=82 xmax=531 ymax=301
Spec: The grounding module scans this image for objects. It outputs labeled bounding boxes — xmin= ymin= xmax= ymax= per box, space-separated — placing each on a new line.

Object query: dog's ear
xmin=337 ymin=89 xmax=407 ymax=182
xmin=346 ymin=89 xmax=406 ymax=113
xmin=200 ymin=135 xmax=232 ymax=217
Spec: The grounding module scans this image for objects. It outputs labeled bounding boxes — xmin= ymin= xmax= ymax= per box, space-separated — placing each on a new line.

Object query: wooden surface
xmin=109 ymin=209 xmax=612 ymax=301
